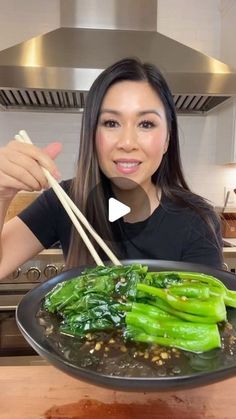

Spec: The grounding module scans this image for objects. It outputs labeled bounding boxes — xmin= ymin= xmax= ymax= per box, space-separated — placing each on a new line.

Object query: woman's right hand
xmin=0 ymin=140 xmax=62 ymax=201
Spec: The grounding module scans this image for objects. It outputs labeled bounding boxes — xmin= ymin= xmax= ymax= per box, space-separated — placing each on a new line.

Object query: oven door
xmin=0 ymin=284 xmax=37 ymax=357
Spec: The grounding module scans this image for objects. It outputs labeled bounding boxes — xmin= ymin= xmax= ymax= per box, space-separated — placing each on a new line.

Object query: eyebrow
xmin=100 ymin=109 xmax=162 ymax=118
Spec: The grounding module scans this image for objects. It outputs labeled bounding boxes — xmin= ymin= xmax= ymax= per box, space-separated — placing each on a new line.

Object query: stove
xmin=0 ymin=250 xmax=64 ymax=358
xmin=2 ymin=249 xmax=64 ymax=286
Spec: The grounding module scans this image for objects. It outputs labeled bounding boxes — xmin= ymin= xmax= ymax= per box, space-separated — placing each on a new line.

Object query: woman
xmin=0 ymin=58 xmax=223 ymax=279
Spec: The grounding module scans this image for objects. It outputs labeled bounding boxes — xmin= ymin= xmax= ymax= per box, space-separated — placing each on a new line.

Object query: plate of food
xmin=16 ymin=259 xmax=236 ymax=391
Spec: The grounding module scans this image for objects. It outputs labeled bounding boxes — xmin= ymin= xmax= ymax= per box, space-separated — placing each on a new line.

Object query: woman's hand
xmin=0 ymin=140 xmax=62 ymax=200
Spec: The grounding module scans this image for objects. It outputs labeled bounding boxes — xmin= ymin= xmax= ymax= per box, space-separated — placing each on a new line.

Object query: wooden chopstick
xmin=15 ymin=130 xmax=122 ymax=266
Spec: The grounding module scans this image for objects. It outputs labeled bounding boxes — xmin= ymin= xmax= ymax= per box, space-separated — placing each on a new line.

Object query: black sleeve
xmin=181 ymin=210 xmax=223 ymax=269
xmin=17 ymin=187 xmax=60 ymax=249
xmin=17 ymin=179 xmax=72 ymax=249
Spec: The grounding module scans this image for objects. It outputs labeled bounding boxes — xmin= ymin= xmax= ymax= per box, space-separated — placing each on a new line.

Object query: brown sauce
xmin=37 ymin=307 xmax=236 ymax=378
xmin=44 ymin=397 xmax=206 ymax=419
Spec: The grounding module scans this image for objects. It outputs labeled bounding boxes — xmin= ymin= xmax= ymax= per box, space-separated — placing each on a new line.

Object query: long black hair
xmin=66 ymin=57 xmax=222 ymax=267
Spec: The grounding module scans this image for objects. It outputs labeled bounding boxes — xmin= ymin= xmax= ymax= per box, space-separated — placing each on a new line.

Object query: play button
xmin=86 ymin=177 xmax=151 ymax=243
xmin=108 ymin=198 xmax=131 ymax=222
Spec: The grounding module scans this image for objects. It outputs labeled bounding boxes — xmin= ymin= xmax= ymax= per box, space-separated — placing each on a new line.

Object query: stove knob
xmin=60 ymin=264 xmax=66 ymax=272
xmin=8 ymin=268 xmax=21 ymax=280
xmin=27 ymin=267 xmax=41 ymax=281
xmin=44 ymin=264 xmax=58 ymax=279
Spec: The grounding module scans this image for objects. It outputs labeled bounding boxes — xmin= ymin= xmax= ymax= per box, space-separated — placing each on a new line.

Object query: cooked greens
xmin=43 ymin=264 xmax=236 ymax=353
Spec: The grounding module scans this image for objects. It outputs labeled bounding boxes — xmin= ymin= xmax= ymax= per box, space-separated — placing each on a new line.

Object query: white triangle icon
xmin=108 ymin=198 xmax=131 ymax=222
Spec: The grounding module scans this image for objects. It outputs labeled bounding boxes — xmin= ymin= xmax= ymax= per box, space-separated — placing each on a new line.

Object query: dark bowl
xmin=16 ymin=259 xmax=236 ymax=391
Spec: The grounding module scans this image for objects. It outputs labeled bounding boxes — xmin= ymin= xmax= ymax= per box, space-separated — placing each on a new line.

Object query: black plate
xmin=16 ymin=259 xmax=236 ymax=391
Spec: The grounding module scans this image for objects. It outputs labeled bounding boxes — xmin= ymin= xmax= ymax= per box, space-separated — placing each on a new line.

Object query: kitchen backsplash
xmin=0 ymin=110 xmax=235 ymax=208
xmin=0 ymin=111 xmax=81 ymax=181
xmin=0 ymin=0 xmax=60 ymax=51
xmin=1 ymin=0 xmax=236 ymax=208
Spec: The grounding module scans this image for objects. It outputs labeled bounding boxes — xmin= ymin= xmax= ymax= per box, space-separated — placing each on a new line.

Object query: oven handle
xmin=0 ymin=294 xmax=23 ymax=311
xmin=0 ymin=305 xmax=17 ymax=311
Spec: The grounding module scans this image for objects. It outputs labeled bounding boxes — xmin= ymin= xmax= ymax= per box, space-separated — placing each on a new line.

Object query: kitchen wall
xmin=157 ymin=0 xmax=236 ymax=207
xmin=221 ymin=0 xmax=236 ymax=68
xmin=0 ymin=111 xmax=81 ymax=181
xmin=157 ymin=0 xmax=221 ymax=59
xmin=0 ymin=1 xmax=236 ymax=206
xmin=0 ymin=0 xmax=60 ymax=51
xmin=0 ymin=0 xmax=80 ymax=181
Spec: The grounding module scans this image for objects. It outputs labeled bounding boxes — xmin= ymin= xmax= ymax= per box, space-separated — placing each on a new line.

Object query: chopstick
xmin=14 ymin=130 xmax=122 ymax=267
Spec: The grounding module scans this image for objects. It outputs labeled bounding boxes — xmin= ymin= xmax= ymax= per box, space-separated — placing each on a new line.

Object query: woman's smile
xmin=114 ymin=159 xmax=142 ymax=174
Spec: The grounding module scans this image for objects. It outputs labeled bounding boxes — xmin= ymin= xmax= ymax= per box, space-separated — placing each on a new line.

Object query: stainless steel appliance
xmin=0 ymin=0 xmax=236 ymax=115
xmin=0 ymin=250 xmax=64 ymax=363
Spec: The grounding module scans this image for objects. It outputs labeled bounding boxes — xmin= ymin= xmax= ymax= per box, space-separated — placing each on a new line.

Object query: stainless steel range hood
xmin=0 ymin=0 xmax=235 ymax=114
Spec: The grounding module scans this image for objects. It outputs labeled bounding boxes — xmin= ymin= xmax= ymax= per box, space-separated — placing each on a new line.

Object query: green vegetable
xmin=137 ymin=283 xmax=227 ymax=322
xmin=165 ymin=283 xmax=210 ymax=299
xmin=147 ymin=271 xmax=236 ymax=308
xmin=44 ymin=275 xmax=115 ymax=313
xmin=124 ymin=326 xmax=220 ymax=353
xmin=126 ymin=311 xmax=220 ymax=342
xmin=150 ymin=297 xmax=222 ymax=324
xmin=43 ymin=264 xmax=236 ymax=354
xmin=43 ymin=264 xmax=147 ymax=336
xmin=131 ymin=302 xmax=178 ymax=321
xmin=144 ymin=271 xmax=182 ymax=288
xmin=60 ymin=295 xmax=125 ymax=336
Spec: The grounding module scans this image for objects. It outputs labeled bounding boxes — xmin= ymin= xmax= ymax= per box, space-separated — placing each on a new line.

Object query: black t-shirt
xmin=18 ymin=180 xmax=223 ymax=268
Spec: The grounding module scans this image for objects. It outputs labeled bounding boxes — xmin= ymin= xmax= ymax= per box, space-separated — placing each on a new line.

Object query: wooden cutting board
xmin=0 ymin=365 xmax=235 ymax=419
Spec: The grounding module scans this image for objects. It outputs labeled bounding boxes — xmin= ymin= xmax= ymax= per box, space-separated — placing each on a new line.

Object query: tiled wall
xmin=0 ymin=0 xmax=60 ymax=51
xmin=157 ymin=0 xmax=221 ymax=59
xmin=157 ymin=0 xmax=236 ymax=207
xmin=1 ymin=1 xmax=236 ymax=207
xmin=178 ymin=114 xmax=236 ymax=206
xmin=0 ymin=111 xmax=82 ymax=182
xmin=221 ymin=0 xmax=236 ymax=68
